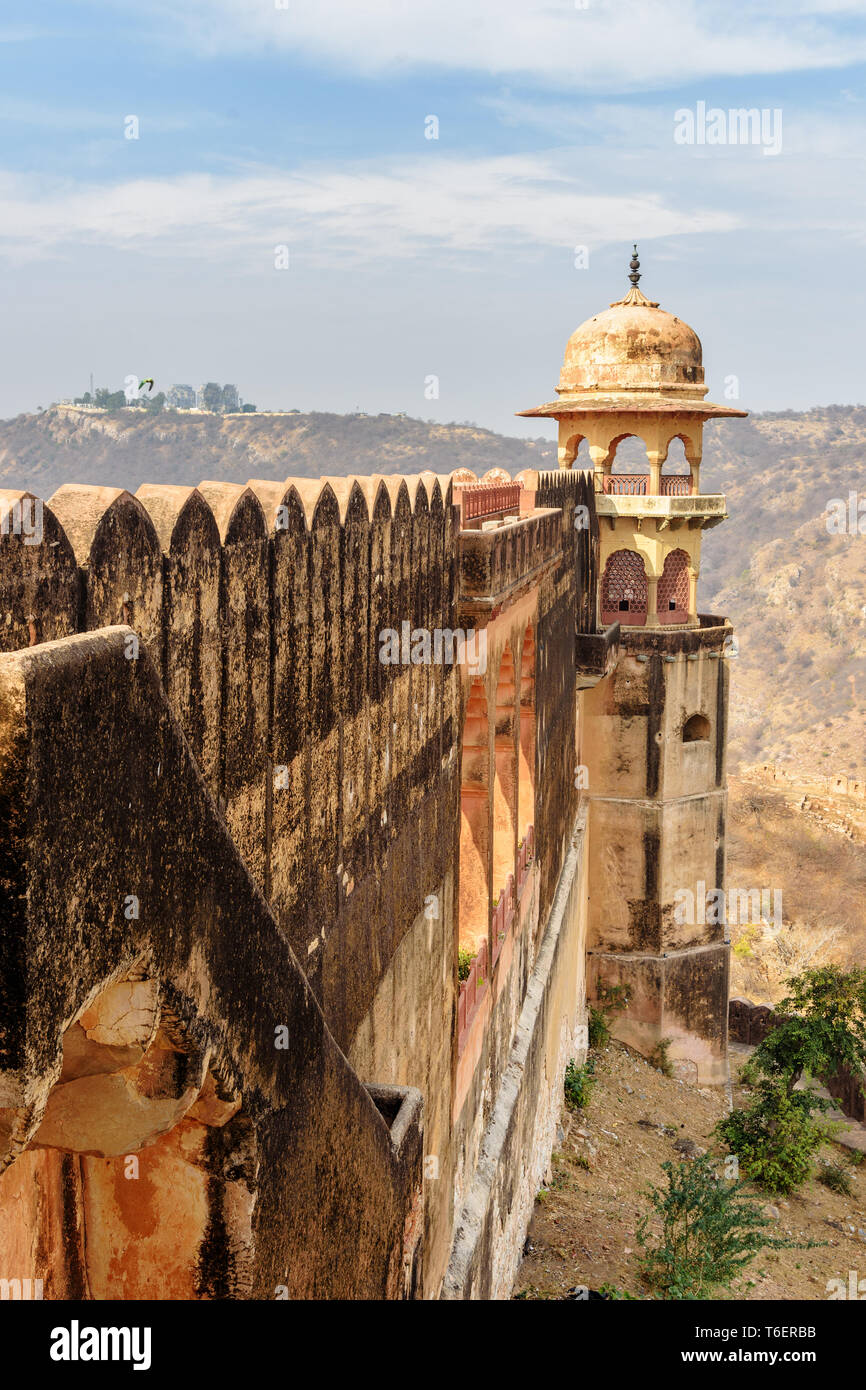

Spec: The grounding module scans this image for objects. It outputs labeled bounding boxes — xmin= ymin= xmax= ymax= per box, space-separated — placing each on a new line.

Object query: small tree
xmin=201 ymin=381 xmax=223 ymax=412
xmin=94 ymin=386 xmax=126 ymax=409
xmin=637 ymin=1156 xmax=811 ymax=1299
xmin=717 ymin=1078 xmax=834 ymax=1194
xmin=751 ymin=965 xmax=866 ymax=1097
xmin=457 ymin=947 xmax=476 ymax=983
xmin=718 ymin=965 xmax=865 ymax=1194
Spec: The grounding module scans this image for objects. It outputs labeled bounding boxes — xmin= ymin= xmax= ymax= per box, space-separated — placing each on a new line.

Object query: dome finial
xmin=609 ymin=244 xmax=658 ymax=308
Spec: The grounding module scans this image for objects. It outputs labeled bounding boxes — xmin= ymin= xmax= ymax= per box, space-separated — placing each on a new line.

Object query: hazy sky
xmin=1 ymin=0 xmax=865 ymax=436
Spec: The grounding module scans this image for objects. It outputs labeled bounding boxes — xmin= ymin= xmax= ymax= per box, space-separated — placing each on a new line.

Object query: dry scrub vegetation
xmin=727 ymin=775 xmax=866 ymax=1004
xmin=515 ymin=1042 xmax=866 ymax=1302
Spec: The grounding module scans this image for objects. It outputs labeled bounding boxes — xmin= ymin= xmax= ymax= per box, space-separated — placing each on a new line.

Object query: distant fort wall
xmin=745 ymin=763 xmax=866 ymax=804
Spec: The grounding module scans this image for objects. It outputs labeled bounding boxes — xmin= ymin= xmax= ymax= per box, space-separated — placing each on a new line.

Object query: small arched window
xmin=658 ymin=548 xmax=690 ymax=624
xmin=682 ymin=714 xmax=711 ymax=742
xmin=601 ymin=549 xmax=647 ymax=626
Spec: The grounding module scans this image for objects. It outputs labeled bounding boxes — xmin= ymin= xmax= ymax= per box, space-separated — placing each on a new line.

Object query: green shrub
xmin=649 ymin=1037 xmax=674 ymax=1078
xmin=636 ymin=1155 xmax=811 ymax=1299
xmin=564 ymin=1057 xmax=595 ymax=1111
xmin=722 ymin=965 xmax=866 ymax=1196
xmin=716 ymin=1078 xmax=834 ymax=1194
xmin=588 ymin=983 xmax=630 ymax=1049
xmin=818 ymin=1160 xmax=853 ymax=1196
xmin=588 ymin=1005 xmax=609 ymax=1049
xmin=457 ymin=948 xmax=476 ymax=983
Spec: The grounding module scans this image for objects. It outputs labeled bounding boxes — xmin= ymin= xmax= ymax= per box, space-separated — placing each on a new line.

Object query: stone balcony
xmin=596 ymin=483 xmax=727 ymax=532
xmin=575 ymin=622 xmax=621 ymax=689
xmin=457 ymin=507 xmax=561 ymax=619
xmin=619 ymin=612 xmax=733 ymax=657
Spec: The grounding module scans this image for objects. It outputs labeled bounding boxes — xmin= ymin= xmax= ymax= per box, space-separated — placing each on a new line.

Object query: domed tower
xmin=519 ymin=249 xmax=747 ymax=1086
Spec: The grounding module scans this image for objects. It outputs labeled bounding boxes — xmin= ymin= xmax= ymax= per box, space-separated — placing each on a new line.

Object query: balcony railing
xmin=602 ymin=475 xmax=692 ymax=497
xmin=660 ymin=475 xmax=692 ymax=496
xmin=461 ymin=481 xmax=523 ymax=523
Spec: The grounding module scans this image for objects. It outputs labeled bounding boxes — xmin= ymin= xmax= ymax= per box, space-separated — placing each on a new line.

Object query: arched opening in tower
xmin=609 ymin=434 xmax=649 ymax=474
xmin=660 ymin=437 xmax=692 ymax=497
xmin=601 ymin=549 xmax=648 ymax=626
xmin=658 ymin=548 xmax=690 ymax=624
xmin=682 ymin=713 xmax=711 ymax=742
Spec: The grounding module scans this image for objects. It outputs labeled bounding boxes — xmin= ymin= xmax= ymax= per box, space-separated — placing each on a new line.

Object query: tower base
xmin=587 ymin=941 xmax=729 ymax=1086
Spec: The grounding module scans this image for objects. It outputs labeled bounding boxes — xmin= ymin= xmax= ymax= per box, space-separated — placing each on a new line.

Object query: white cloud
xmin=2 ymin=89 xmax=864 ymax=272
xmin=0 ymin=97 xmax=209 ymax=134
xmin=0 ymin=156 xmax=740 ymax=267
xmin=127 ymin=0 xmax=866 ymax=90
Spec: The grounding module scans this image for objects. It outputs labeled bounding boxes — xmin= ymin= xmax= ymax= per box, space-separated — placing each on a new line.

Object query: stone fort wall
xmin=0 ymin=467 xmax=594 ymax=1299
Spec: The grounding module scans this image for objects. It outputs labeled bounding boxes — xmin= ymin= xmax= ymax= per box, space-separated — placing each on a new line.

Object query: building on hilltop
xmin=193 ymin=382 xmax=241 ymax=412
xmin=0 ymin=252 xmax=743 ymax=1299
xmin=167 ymin=383 xmax=196 ymax=409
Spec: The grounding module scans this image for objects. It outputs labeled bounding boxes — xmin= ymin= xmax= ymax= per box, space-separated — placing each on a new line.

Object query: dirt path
xmin=514 ymin=1042 xmax=866 ymax=1300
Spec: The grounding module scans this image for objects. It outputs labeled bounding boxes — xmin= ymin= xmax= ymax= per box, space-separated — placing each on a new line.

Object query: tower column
xmin=647 ymin=449 xmax=662 ymax=495
xmin=516 ymin=246 xmax=748 ymax=1086
xmin=589 ymin=444 xmax=608 ymax=493
xmin=688 ymin=569 xmax=699 ymax=622
xmin=645 ymin=575 xmax=660 ymax=628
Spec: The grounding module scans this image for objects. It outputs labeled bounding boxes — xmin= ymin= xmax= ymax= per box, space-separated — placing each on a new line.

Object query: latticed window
xmin=601 ymin=549 xmax=647 ymax=626
xmin=658 ymin=548 xmax=689 ymax=623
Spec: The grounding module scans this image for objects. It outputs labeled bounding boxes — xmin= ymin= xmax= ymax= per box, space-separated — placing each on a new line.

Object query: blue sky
xmin=1 ymin=0 xmax=865 ymax=435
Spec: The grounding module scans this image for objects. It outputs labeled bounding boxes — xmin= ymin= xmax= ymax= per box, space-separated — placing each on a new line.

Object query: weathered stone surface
xmin=0 ymin=629 xmax=422 ymax=1297
xmin=0 ymin=491 xmax=78 ymax=651
xmin=0 ymin=261 xmax=742 ymax=1300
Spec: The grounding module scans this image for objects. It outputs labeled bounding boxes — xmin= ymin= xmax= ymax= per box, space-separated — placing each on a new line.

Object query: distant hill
xmin=3 ymin=401 xmax=864 ymax=779
xmin=698 ymin=406 xmax=866 ymax=779
xmin=0 ymin=405 xmax=555 ymax=498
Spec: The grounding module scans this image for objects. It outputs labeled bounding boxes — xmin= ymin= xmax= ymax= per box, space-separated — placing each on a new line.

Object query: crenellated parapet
xmin=1 ymin=471 xmax=467 ymax=1031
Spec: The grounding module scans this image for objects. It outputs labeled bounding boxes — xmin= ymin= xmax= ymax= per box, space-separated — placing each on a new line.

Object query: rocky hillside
xmin=699 ymin=407 xmax=866 ymax=777
xmin=2 ymin=401 xmax=864 ymax=777
xmin=727 ymin=773 xmax=866 ymax=1003
xmin=516 ymin=1040 xmax=866 ymax=1301
xmin=0 ymin=405 xmax=555 ymax=498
